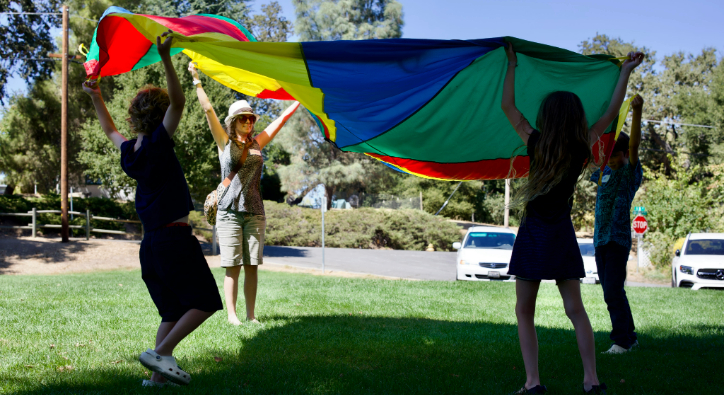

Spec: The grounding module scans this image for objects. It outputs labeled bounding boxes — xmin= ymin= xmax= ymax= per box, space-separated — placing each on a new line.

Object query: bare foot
xmin=228 ymin=316 xmax=242 ymax=326
xmin=247 ymin=318 xmax=261 ymax=324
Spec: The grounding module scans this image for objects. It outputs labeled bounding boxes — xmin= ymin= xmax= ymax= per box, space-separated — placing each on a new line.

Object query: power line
xmin=0 ymin=12 xmax=61 ymax=15
xmin=14 ymin=57 xmax=83 ymax=65
xmin=0 ymin=12 xmax=96 ymax=21
xmin=642 ymin=119 xmax=715 ymax=129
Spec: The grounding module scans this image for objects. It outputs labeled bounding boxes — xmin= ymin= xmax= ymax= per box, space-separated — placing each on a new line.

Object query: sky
xmin=4 ymin=0 xmax=723 ymax=97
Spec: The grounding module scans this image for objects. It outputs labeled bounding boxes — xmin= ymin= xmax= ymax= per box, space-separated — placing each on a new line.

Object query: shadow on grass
xmin=0 ymin=237 xmax=94 ymax=275
xmin=5 ymin=315 xmax=723 ymax=394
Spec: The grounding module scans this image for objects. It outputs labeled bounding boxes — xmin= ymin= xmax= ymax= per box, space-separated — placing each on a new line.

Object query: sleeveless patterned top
xmin=217 ymin=138 xmax=265 ymax=215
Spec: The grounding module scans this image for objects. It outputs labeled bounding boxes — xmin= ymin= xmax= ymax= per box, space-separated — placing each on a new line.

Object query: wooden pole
xmin=85 ymin=209 xmax=90 ymax=240
xmin=60 ymin=5 xmax=69 ymax=242
xmin=32 ymin=207 xmax=37 ymax=238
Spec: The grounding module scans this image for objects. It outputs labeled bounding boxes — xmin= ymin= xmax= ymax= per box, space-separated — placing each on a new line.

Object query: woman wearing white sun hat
xmin=188 ymin=62 xmax=300 ymax=325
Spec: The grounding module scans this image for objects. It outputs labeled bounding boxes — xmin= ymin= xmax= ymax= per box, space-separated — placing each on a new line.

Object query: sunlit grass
xmin=0 ymin=270 xmax=721 ymax=394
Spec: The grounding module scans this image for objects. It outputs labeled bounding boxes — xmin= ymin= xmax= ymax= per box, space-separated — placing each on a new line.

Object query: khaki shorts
xmin=216 ymin=210 xmax=266 ymax=267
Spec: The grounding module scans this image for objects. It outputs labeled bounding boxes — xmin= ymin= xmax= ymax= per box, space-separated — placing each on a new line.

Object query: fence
xmin=0 ymin=208 xmax=220 ymax=254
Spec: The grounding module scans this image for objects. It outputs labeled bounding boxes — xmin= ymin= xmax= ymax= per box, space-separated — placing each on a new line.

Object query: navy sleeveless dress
xmin=508 ymin=130 xmax=587 ymax=280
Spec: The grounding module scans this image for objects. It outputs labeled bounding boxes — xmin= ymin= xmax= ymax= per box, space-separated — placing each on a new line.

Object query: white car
xmin=671 ymin=233 xmax=724 ymax=290
xmin=453 ymin=226 xmax=516 ymax=281
xmin=577 ymin=238 xmax=599 ymax=284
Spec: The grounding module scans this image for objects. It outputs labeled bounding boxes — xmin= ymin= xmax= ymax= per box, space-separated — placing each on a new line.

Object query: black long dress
xmin=508 ymin=130 xmax=588 ymax=280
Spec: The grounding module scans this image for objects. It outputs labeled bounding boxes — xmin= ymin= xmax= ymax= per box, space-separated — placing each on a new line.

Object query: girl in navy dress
xmin=83 ymin=30 xmax=222 ymax=387
xmin=501 ymin=42 xmax=643 ymax=394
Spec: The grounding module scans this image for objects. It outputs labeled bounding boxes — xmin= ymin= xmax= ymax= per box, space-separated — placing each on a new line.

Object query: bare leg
xmin=516 ymin=279 xmax=541 ymax=389
xmin=149 ymin=321 xmax=176 ymax=383
xmin=224 ymin=266 xmax=242 ymax=325
xmin=557 ymin=280 xmax=600 ymax=390
xmin=244 ymin=265 xmax=258 ymax=321
xmin=154 ymin=309 xmax=214 ymax=356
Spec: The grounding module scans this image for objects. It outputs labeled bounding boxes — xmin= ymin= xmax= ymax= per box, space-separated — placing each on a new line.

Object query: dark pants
xmin=595 ymin=242 xmax=637 ymax=348
xmin=140 ymin=226 xmax=223 ymax=322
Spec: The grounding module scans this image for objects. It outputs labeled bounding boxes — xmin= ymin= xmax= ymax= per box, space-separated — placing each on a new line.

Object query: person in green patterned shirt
xmin=590 ymin=94 xmax=644 ymax=354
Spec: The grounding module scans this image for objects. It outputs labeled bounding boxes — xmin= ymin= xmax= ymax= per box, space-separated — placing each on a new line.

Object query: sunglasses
xmin=235 ymin=115 xmax=256 ymax=123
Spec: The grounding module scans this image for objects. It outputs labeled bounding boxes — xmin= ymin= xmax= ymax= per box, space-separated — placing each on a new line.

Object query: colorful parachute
xmin=84 ymin=7 xmax=630 ymax=181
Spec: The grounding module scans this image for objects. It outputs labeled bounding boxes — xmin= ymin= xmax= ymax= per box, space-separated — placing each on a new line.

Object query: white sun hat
xmin=224 ymin=100 xmax=260 ymax=125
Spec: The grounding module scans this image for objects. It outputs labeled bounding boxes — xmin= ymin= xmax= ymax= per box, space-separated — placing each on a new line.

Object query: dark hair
xmin=612 ymin=132 xmax=630 ymax=154
xmin=126 ymin=85 xmax=170 ymax=134
xmin=511 ymin=91 xmax=601 ymax=208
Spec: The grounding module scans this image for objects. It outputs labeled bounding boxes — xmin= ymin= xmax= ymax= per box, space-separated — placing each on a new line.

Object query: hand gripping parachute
xmin=84 ymin=7 xmax=631 ymax=181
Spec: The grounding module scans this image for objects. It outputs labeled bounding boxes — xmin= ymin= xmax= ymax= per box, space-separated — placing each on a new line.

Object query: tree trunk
xmin=648 ymin=126 xmax=673 ymax=173
xmin=3 ymin=184 xmax=15 ymax=196
xmin=324 ymin=184 xmax=334 ymax=211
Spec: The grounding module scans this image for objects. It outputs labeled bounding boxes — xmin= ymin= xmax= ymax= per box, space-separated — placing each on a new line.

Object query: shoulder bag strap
xmin=221 ymin=141 xmax=251 ymax=188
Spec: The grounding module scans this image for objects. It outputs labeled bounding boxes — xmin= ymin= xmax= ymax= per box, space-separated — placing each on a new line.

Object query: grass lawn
xmin=0 ymin=269 xmax=721 ymax=394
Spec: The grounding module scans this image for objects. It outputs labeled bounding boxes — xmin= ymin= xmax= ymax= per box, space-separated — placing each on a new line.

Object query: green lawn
xmin=0 ymin=270 xmax=721 ymax=394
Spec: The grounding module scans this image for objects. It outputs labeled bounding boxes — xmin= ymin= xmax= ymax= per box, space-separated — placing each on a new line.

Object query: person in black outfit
xmin=82 ymin=30 xmax=222 ymax=387
xmin=501 ymin=42 xmax=643 ymax=395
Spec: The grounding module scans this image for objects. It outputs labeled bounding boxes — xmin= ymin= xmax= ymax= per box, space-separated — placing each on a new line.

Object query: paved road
xmin=263 ymin=246 xmax=668 ymax=287
xmin=264 ymin=246 xmax=457 ymax=281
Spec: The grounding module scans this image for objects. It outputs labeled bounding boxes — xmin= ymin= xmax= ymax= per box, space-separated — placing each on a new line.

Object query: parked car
xmin=671 ymin=233 xmax=724 ymax=290
xmin=453 ymin=226 xmax=516 ymax=281
xmin=577 ymin=238 xmax=599 ymax=284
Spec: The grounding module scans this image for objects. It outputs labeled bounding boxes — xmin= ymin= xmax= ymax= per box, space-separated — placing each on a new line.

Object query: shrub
xmin=264 ymin=201 xmax=462 ymax=251
xmin=634 ymin=160 xmax=724 ymax=268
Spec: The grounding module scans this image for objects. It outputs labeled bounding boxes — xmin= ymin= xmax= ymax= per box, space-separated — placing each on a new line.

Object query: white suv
xmin=671 ymin=233 xmax=724 ymax=290
xmin=453 ymin=226 xmax=516 ymax=281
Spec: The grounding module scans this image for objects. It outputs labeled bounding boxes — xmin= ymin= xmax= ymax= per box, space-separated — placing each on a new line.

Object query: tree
xmin=0 ymin=0 xmax=135 ymax=194
xmin=580 ymin=34 xmax=720 ymax=171
xmin=634 ymin=158 xmax=724 ymax=268
xmin=676 ymin=59 xmax=724 ymax=165
xmin=0 ymin=0 xmax=62 ymax=103
xmin=293 ymin=0 xmax=403 ymax=41
xmin=249 ymin=1 xmax=293 ymax=42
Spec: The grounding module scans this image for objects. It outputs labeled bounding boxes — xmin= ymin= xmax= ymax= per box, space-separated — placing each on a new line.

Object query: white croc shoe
xmin=139 ymin=349 xmax=191 ymax=385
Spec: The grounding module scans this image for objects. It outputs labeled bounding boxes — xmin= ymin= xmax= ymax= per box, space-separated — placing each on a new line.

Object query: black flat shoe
xmin=583 ymin=383 xmax=607 ymax=394
xmin=515 ymin=384 xmax=547 ymax=394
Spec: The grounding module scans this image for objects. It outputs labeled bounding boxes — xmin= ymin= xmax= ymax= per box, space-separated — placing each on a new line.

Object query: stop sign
xmin=632 ymin=215 xmax=648 ymax=235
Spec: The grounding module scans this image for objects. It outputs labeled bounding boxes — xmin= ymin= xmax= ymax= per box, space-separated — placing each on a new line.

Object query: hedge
xmin=264 ymin=201 xmax=462 ymax=251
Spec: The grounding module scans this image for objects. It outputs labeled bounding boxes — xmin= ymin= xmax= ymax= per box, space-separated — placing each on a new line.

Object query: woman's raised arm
xmin=255 ymin=101 xmax=301 ymax=150
xmin=188 ymin=62 xmax=227 ymax=151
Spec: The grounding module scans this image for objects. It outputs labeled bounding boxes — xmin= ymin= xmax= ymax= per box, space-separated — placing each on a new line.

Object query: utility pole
xmin=320 ymin=196 xmax=326 ymax=274
xmin=2 ymin=8 xmax=71 ymax=241
xmin=60 ymin=5 xmax=69 ymax=242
